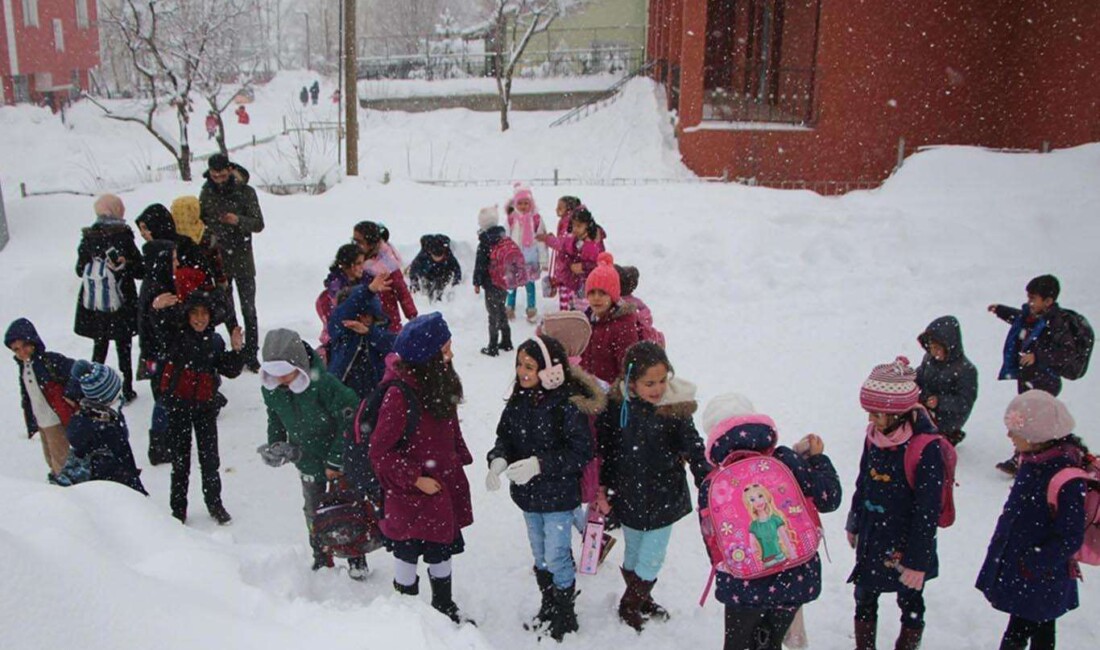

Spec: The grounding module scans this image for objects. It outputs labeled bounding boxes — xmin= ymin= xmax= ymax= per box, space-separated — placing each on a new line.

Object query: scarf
xmin=866 ymin=420 xmax=914 ymax=449
xmin=512 ymin=210 xmax=537 ymax=248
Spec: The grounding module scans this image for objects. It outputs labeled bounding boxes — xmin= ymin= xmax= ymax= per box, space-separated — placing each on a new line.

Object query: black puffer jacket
xmin=73 ymin=222 xmax=143 ymax=340
xmin=136 ymin=240 xmax=177 ymax=377
xmin=597 ymin=378 xmax=712 ymax=531
xmin=199 ymin=164 xmax=264 ymax=277
xmin=152 ymin=291 xmax=244 ymax=410
xmin=916 ymin=315 xmax=978 ymax=432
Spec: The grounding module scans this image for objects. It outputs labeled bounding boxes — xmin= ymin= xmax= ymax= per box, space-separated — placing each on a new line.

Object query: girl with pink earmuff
xmin=485 ymin=334 xmax=604 ymax=642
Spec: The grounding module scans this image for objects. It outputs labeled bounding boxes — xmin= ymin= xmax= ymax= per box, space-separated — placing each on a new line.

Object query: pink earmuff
xmin=534 ymin=336 xmax=565 ymax=390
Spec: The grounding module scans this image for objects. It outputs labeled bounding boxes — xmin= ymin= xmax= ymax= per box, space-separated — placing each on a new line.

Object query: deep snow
xmin=1 ymin=72 xmax=1099 ymax=650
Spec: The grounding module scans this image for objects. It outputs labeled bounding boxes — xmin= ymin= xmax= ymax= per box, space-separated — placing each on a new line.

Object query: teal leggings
xmin=622 ymin=525 xmax=673 ymax=582
xmin=506 ymin=282 xmax=537 ymax=310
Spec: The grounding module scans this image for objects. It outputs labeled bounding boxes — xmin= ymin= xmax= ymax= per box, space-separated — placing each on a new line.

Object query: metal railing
xmin=358 ymin=45 xmax=643 ymax=81
xmin=549 ymin=60 xmax=656 ymax=128
xmin=703 ymin=66 xmax=816 ymax=125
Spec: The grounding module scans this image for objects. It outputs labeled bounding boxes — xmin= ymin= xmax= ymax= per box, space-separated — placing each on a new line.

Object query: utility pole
xmin=344 ymin=0 xmax=358 ymax=175
xmin=299 ymin=10 xmax=311 ymax=71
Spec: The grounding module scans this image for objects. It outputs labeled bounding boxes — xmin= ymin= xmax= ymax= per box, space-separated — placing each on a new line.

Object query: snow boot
xmin=523 ymin=567 xmax=555 ymax=631
xmin=208 ymin=502 xmax=232 ymax=525
xmin=347 ymin=556 xmax=369 ymax=582
xmin=480 ymin=346 xmax=499 ymax=357
xmin=547 ymin=584 xmax=579 ymax=642
xmin=618 ymin=567 xmax=647 ymax=631
xmin=894 ymin=625 xmax=923 ymax=650
xmin=854 ymin=618 xmax=877 ymax=650
xmin=526 ymin=308 xmax=538 ymax=323
xmin=637 ymin=576 xmax=669 ymax=623
xmin=506 ymin=307 xmax=516 ymax=321
xmin=429 ymin=575 xmax=475 ymax=625
xmin=171 ymin=507 xmax=187 ymax=524
xmin=393 ymin=577 xmax=419 ymax=596
xmin=311 ymin=551 xmax=334 ymax=571
xmin=499 ymin=339 xmax=514 ymax=352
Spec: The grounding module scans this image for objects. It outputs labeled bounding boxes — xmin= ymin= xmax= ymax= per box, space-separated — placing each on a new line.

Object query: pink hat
xmin=860 ymin=356 xmax=920 ymax=414
xmin=1004 ymin=390 xmax=1076 ymax=444
xmin=585 ymin=252 xmax=621 ymax=303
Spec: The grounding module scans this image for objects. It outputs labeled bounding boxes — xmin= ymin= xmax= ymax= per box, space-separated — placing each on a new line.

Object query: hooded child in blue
xmin=846 ymin=357 xmax=945 ymax=650
xmin=915 ymin=316 xmax=978 ymax=446
xmin=326 ymin=285 xmax=396 ymax=398
xmin=976 ymin=391 xmax=1088 ymax=649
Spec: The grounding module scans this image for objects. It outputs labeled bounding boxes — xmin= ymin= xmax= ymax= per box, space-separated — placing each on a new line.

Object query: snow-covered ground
xmin=1 ymin=70 xmax=1099 ymax=650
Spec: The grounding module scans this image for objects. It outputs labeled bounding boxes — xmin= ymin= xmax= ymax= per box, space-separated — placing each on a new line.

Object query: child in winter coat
xmin=616 ymin=264 xmax=665 ymax=347
xmin=367 ymin=314 xmax=475 ymax=624
xmin=505 ymin=185 xmax=548 ymax=323
xmin=153 ymin=291 xmax=244 ymax=524
xmin=136 ymin=240 xmax=177 ymax=465
xmin=915 ymin=315 xmax=978 ymax=446
xmin=485 ymin=335 xmax=594 ymax=641
xmin=976 ymin=391 xmax=1090 ymax=649
xmin=595 ymin=341 xmax=711 ymax=631
xmin=699 ymin=393 xmax=842 ymax=650
xmin=473 ymin=206 xmax=512 ymax=357
xmin=580 ymin=254 xmax=642 ymax=385
xmin=316 ymin=243 xmax=367 ymax=359
xmin=66 ymin=361 xmax=147 ymax=494
xmin=258 ymin=328 xmax=368 ymax=579
xmin=353 ymin=221 xmax=417 ymax=332
xmin=326 ymin=286 xmax=396 ymax=399
xmin=846 ymin=357 xmax=945 ymax=650
xmin=5 ymin=318 xmax=80 ymax=481
xmin=408 ymin=234 xmax=462 ymax=302
xmin=537 ymin=205 xmax=604 ymax=312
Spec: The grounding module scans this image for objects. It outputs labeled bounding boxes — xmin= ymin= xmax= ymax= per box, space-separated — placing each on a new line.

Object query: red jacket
xmin=581 ymin=303 xmax=641 ymax=384
xmin=368 ymin=355 xmax=474 ymax=544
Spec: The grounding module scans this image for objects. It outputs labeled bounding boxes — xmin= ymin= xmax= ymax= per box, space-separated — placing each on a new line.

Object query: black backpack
xmin=343 ymin=380 xmax=419 ymax=502
xmin=1058 ymin=309 xmax=1094 ymax=380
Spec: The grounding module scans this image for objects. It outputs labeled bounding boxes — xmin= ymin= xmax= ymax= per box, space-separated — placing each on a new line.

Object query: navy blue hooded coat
xmin=5 ymin=319 xmax=81 ymax=436
xmin=66 ymin=400 xmax=148 ymax=495
xmin=845 ymin=409 xmax=944 ymax=592
xmin=916 ymin=316 xmax=978 ymax=433
xmin=976 ymin=439 xmax=1087 ymax=622
xmin=702 ymin=417 xmax=843 ymax=607
xmin=325 ymin=286 xmax=396 ymax=399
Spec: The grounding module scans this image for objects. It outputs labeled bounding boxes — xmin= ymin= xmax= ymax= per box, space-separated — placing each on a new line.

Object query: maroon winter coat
xmin=368 ymin=354 xmax=474 ymax=544
xmin=581 ymin=302 xmax=641 ymax=384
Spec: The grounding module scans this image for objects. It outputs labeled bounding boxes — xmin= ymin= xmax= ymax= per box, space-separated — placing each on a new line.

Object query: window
xmin=54 ymin=19 xmax=64 ymax=52
xmin=35 ymin=72 xmax=52 ymax=91
xmin=76 ymin=0 xmax=89 ymax=29
xmin=21 ymin=0 xmax=38 ymax=28
xmin=12 ymin=75 xmax=30 ymax=103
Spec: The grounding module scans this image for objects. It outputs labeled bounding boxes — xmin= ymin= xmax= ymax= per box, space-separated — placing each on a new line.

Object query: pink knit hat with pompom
xmin=860 ymin=356 xmax=921 ymax=414
xmin=585 ymin=252 xmax=621 ymax=303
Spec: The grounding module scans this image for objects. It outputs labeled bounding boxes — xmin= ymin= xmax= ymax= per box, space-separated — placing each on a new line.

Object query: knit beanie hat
xmin=478 ymin=205 xmax=499 ymax=231
xmin=72 ymin=360 xmax=123 ymax=404
xmin=586 ymin=252 xmax=621 ymax=303
xmin=860 ymin=356 xmax=920 ymax=414
xmin=615 ymin=265 xmax=640 ymax=297
xmin=170 ymin=196 xmax=205 ymax=244
xmin=394 ymin=312 xmax=452 ymax=365
xmin=702 ymin=392 xmax=757 ymax=438
xmin=93 ymin=194 xmax=125 ymax=220
xmin=538 ymin=311 xmax=592 ymax=358
xmin=1004 ymin=390 xmax=1076 ymax=444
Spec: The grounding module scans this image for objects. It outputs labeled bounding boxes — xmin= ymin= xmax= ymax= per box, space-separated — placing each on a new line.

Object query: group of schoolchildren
xmin=7 ymin=178 xmax=1097 ymax=650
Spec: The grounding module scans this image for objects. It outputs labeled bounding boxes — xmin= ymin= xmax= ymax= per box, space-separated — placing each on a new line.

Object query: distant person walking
xmin=299 ymin=86 xmax=309 ymax=107
xmin=310 ymin=81 xmax=320 ymax=106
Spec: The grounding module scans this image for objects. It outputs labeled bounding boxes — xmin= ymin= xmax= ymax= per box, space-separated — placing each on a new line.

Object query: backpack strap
xmin=903 ymin=434 xmax=939 ymax=489
xmin=1046 ymin=467 xmax=1091 ymax=512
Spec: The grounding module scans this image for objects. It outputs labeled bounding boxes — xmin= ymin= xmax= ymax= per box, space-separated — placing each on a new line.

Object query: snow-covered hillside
xmin=1 ymin=71 xmax=1099 ymax=650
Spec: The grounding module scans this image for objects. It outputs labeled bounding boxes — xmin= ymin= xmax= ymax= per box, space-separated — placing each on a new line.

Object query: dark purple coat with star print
xmin=701 ymin=424 xmax=843 ymax=607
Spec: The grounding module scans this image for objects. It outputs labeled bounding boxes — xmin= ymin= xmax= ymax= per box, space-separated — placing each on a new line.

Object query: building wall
xmin=655 ymin=0 xmax=1100 ymax=187
xmin=0 ymin=0 xmax=99 ymax=105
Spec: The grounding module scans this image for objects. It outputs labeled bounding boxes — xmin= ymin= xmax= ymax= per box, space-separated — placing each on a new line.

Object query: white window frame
xmin=75 ymin=0 xmax=89 ymax=29
xmin=53 ymin=18 xmax=64 ymax=52
xmin=21 ymin=0 xmax=38 ymax=28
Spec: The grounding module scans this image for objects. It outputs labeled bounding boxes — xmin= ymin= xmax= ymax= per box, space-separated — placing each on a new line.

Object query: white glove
xmin=505 ymin=457 xmax=541 ymax=486
xmin=485 ymin=458 xmax=508 ymax=492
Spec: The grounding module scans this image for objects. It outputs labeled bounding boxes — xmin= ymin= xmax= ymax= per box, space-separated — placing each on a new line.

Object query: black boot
xmin=347 ymin=556 xmax=369 ymax=581
xmin=548 ymin=584 xmax=579 ymax=641
xmin=894 ymin=625 xmax=923 ymax=650
xmin=618 ymin=567 xmax=646 ymax=631
xmin=855 ymin=618 xmax=877 ymax=650
xmin=480 ymin=346 xmax=499 ymax=357
xmin=311 ymin=551 xmax=334 ymax=571
xmin=207 ymin=502 xmax=232 ymax=525
xmin=523 ymin=567 xmax=555 ymax=631
xmin=637 ymin=575 xmax=669 ymax=622
xmin=393 ymin=577 xmax=420 ymax=595
xmin=429 ymin=574 xmax=474 ymax=625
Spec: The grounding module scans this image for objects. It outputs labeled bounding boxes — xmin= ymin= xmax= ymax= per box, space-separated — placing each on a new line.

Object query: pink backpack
xmin=1045 ymin=454 xmax=1100 ymax=566
xmin=698 ymin=450 xmax=823 ymax=604
xmin=903 ymin=433 xmax=957 ymax=528
xmin=489 ymin=237 xmax=528 ymax=290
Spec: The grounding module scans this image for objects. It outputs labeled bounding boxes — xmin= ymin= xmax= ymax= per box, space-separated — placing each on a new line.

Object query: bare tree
xmin=483 ymin=1 xmax=583 ymax=132
xmin=93 ymin=0 xmax=252 ymax=180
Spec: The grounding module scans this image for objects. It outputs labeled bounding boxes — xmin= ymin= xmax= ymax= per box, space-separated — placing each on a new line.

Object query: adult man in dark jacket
xmin=199 ymin=154 xmax=265 ymax=370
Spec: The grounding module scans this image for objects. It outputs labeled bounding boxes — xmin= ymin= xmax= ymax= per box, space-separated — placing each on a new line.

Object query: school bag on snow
xmin=489 ymin=237 xmax=528 ymax=291
xmin=81 ymin=256 xmax=124 ymax=312
xmin=311 ymin=479 xmax=384 ymax=558
xmin=1056 ymin=309 xmax=1094 ymax=380
xmin=1046 ymin=453 xmax=1100 ymax=566
xmin=698 ymin=449 xmax=823 ymax=603
xmin=343 ymin=379 xmax=420 ymax=503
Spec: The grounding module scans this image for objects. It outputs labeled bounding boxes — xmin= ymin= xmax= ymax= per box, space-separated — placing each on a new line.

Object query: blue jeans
xmin=524 ymin=511 xmax=576 ymax=589
xmin=506 ymin=281 xmax=537 ymax=311
xmin=623 ymin=525 xmax=673 ymax=582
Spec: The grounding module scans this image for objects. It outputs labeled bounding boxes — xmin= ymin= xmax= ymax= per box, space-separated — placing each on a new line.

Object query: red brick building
xmin=647 ymin=0 xmax=1100 ymax=191
xmin=1 ymin=0 xmax=99 ymax=106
